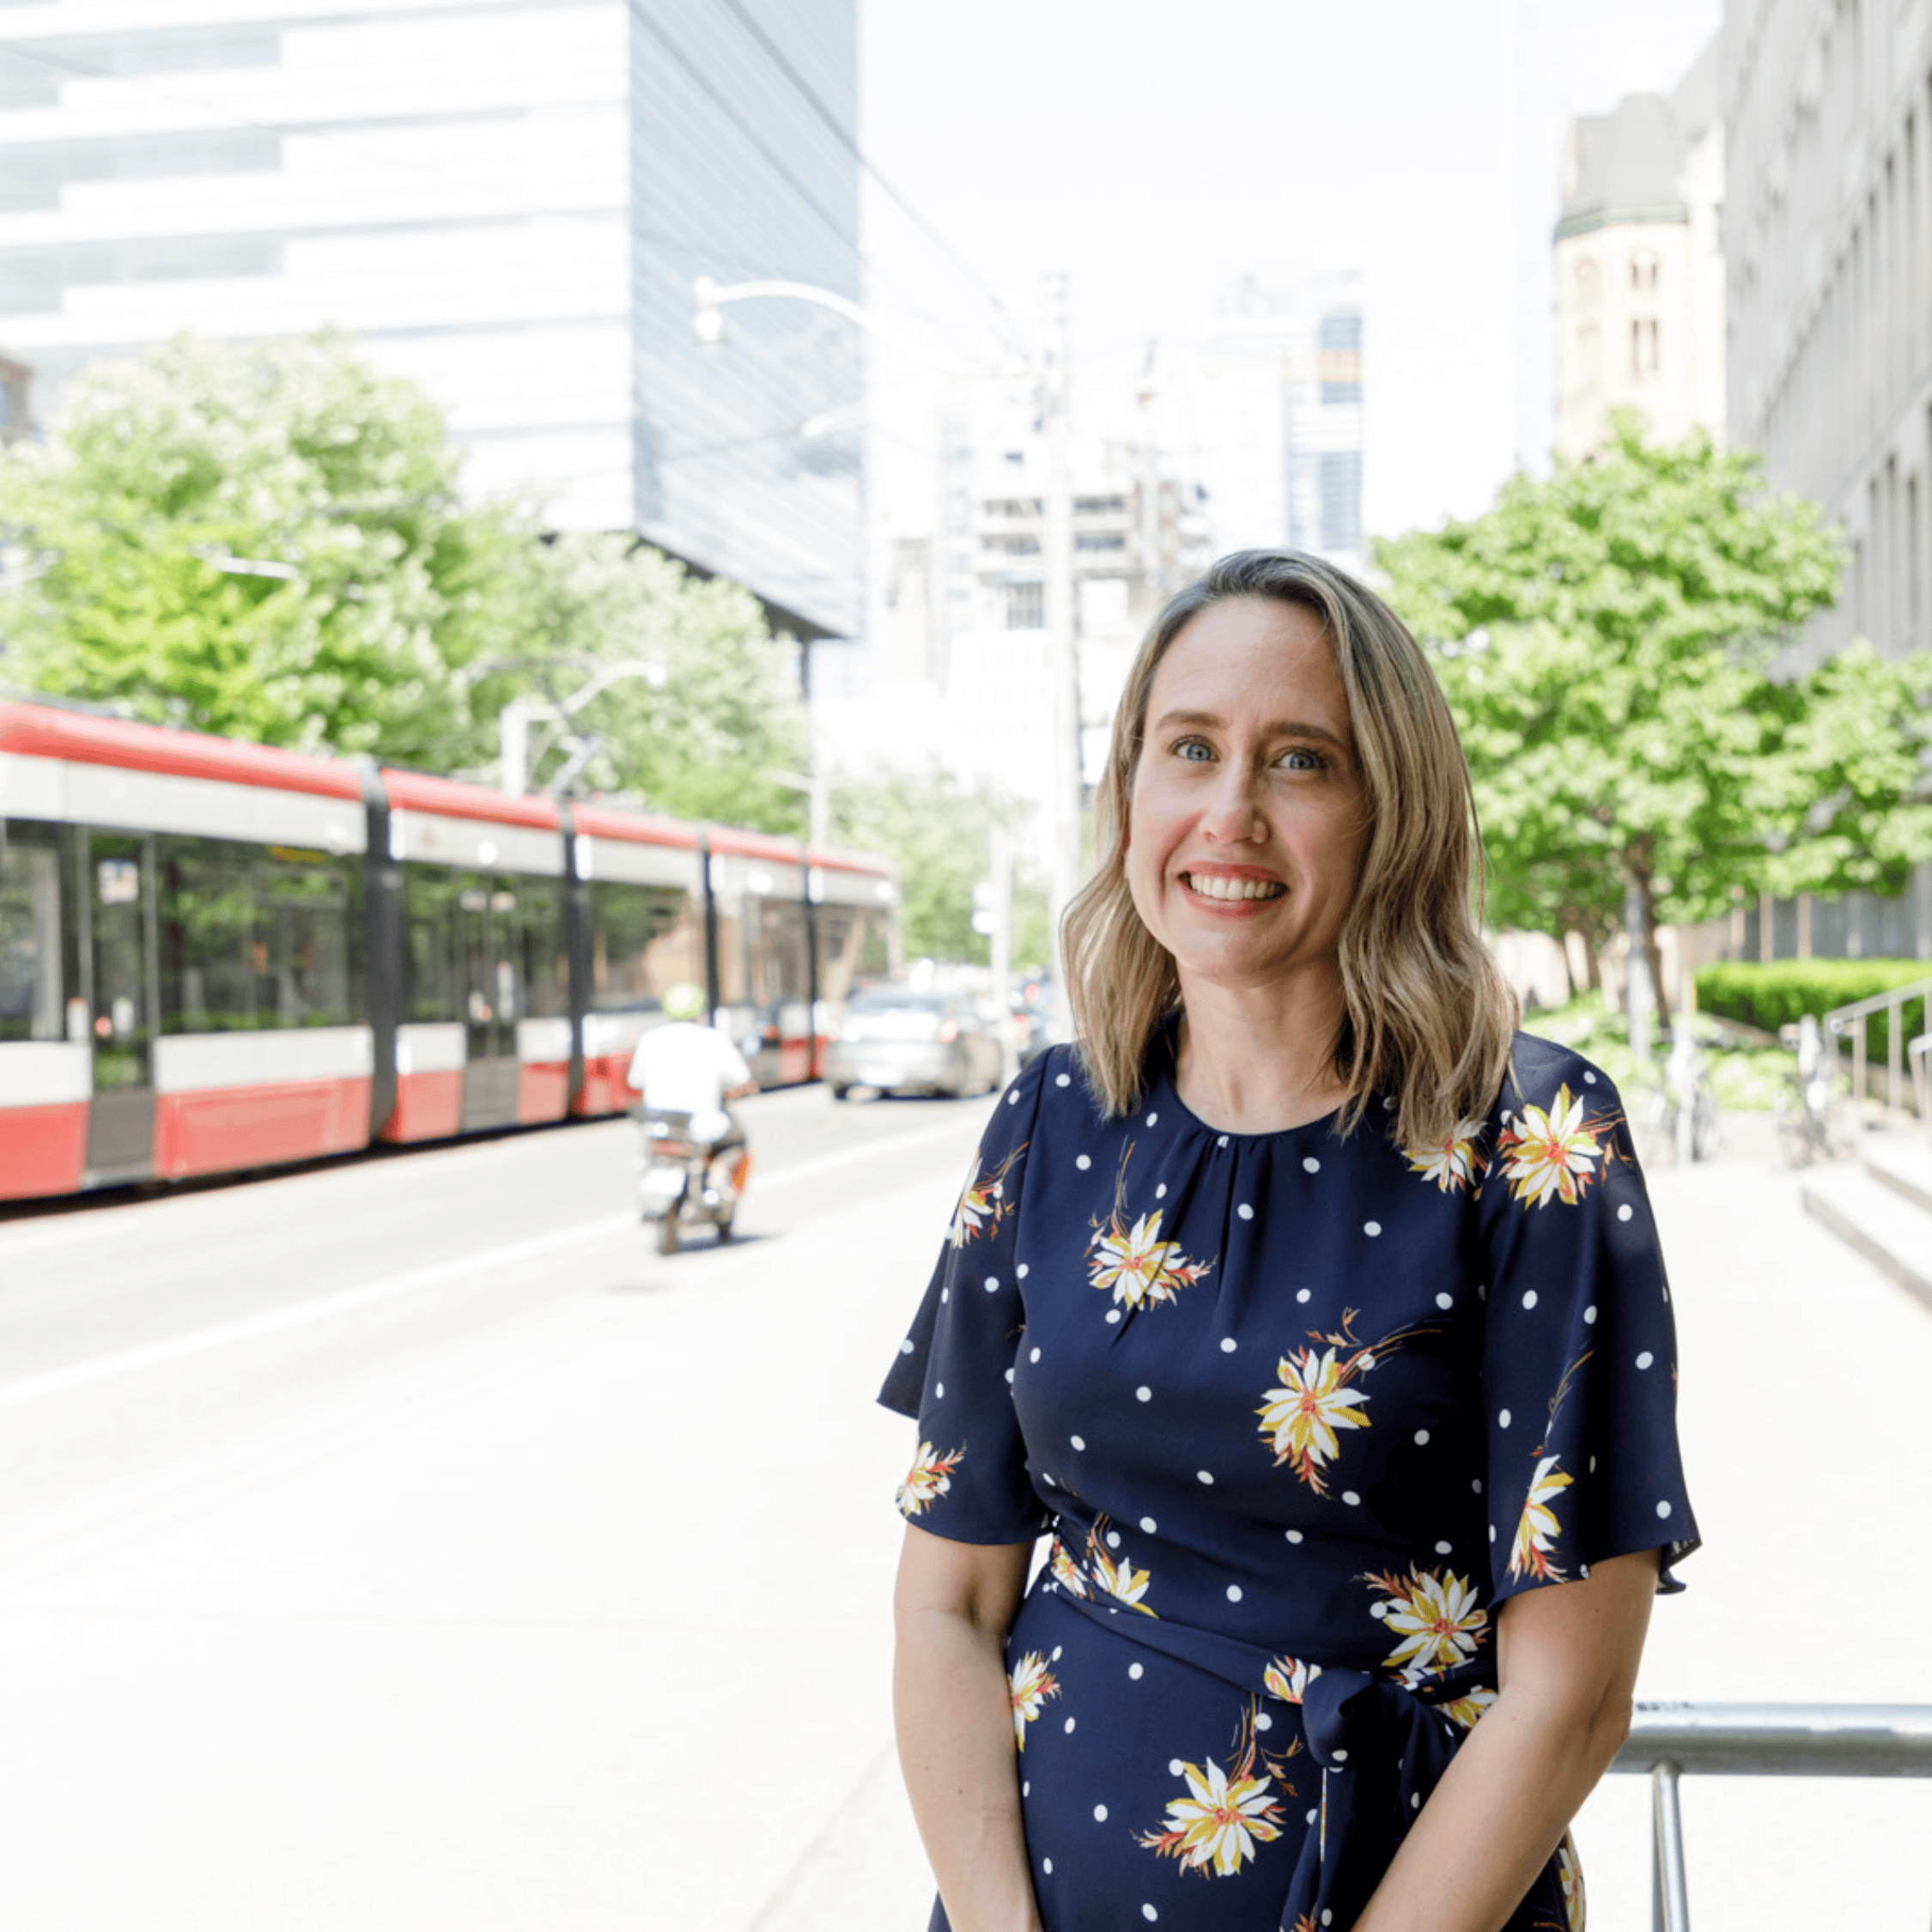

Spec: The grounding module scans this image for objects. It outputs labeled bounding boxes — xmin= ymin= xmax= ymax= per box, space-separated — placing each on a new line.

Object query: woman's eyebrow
xmin=1151 ymin=707 xmax=1349 ymax=749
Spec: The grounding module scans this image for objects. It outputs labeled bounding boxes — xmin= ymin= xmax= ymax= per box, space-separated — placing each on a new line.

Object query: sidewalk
xmin=788 ymin=1122 xmax=1932 ymax=1932
xmin=1570 ymin=1125 xmax=1932 ymax=1930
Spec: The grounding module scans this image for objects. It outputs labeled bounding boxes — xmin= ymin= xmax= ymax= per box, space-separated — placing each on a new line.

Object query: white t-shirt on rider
xmin=626 ymin=1020 xmax=752 ymax=1142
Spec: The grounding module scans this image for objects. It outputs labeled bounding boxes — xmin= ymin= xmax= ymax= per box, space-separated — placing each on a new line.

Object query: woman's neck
xmin=1172 ymin=977 xmax=1351 ymax=1134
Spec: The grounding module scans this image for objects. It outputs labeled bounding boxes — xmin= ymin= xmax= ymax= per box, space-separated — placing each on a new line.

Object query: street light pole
xmin=1041 ymin=270 xmax=1082 ymax=957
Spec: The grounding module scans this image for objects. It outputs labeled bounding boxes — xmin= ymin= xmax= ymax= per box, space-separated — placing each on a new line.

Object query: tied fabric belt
xmin=1285 ymin=1669 xmax=1574 ymax=1932
xmin=1042 ymin=1586 xmax=1572 ymax=1932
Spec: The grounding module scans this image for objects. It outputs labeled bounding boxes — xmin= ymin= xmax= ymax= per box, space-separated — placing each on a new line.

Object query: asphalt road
xmin=0 ymin=1084 xmax=983 ymax=1932
xmin=3 ymin=1097 xmax=1930 ymax=1930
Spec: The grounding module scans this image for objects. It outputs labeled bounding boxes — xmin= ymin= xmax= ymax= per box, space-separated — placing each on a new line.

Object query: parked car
xmin=825 ymin=987 xmax=1004 ymax=1100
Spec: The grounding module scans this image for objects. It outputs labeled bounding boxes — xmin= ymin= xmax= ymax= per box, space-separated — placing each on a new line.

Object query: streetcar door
xmin=458 ymin=871 xmax=519 ymax=1127
xmin=85 ymin=830 xmax=155 ymax=1177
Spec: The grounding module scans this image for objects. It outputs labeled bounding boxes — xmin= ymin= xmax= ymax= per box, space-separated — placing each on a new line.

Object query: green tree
xmin=0 ymin=330 xmax=504 ymax=762
xmin=1376 ymin=414 xmax=1932 ymax=999
xmin=829 ymin=772 xmax=1047 ymax=966
xmin=461 ymin=533 xmax=811 ymax=835
xmin=0 ymin=331 xmax=815 ymax=835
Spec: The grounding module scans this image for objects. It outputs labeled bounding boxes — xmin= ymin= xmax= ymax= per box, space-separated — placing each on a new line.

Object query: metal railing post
xmin=1890 ymin=1001 xmax=1905 ymax=1116
xmin=1650 ymin=1760 xmax=1691 ymax=1932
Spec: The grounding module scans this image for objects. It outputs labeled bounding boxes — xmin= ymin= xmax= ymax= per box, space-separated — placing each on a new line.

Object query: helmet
xmin=660 ymin=982 xmax=708 ymax=1022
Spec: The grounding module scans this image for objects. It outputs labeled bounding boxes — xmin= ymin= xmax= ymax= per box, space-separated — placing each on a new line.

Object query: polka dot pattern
xmin=880 ymin=1031 xmax=1694 ymax=1911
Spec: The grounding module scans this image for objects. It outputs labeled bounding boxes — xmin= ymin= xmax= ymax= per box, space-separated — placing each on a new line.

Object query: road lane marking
xmin=0 ymin=1112 xmax=982 ymax=1411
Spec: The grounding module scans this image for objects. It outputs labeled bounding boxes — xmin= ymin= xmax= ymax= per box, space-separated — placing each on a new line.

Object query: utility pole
xmin=1042 ymin=270 xmax=1081 ymax=959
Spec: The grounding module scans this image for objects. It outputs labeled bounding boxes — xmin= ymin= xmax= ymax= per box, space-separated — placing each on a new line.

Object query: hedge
xmin=1694 ymin=958 xmax=1932 ymax=1058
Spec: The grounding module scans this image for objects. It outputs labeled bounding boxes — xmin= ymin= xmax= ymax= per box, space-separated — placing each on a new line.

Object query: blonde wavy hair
xmin=1062 ymin=549 xmax=1516 ymax=1149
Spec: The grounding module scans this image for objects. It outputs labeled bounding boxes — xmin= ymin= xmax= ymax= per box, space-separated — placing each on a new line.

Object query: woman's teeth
xmin=1184 ymin=872 xmax=1285 ymax=902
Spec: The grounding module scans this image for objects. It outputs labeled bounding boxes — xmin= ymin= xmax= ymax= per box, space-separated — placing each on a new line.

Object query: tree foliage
xmin=1376 ymin=415 xmax=1932 ymax=991
xmin=829 ymin=772 xmax=1048 ymax=967
xmin=0 ymin=331 xmax=812 ymax=834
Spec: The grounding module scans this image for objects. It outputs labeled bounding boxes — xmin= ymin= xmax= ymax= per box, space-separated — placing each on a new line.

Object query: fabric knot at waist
xmin=1042 ymin=1568 xmax=1567 ymax=1932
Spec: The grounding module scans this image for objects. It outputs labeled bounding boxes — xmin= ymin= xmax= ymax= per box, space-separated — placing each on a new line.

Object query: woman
xmin=881 ymin=550 xmax=1698 ymax=1932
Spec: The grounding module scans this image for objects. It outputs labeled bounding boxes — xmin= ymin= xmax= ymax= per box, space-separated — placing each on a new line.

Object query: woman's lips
xmin=1180 ymin=871 xmax=1286 ymax=903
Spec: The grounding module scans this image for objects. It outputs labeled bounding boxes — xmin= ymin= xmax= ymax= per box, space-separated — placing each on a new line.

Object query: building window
xmin=1573 ymin=258 xmax=1601 ymax=307
xmin=1631 ymin=252 xmax=1660 ymax=291
xmin=1317 ymin=450 xmax=1363 ymax=556
xmin=1630 ymin=317 xmax=1661 ymax=376
xmin=1004 ymin=581 xmax=1045 ymax=629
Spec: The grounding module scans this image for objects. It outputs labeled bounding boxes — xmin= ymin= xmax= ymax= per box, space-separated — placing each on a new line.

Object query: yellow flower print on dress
xmin=896 ymin=1441 xmax=964 ymax=1518
xmin=1138 ymin=1707 xmax=1285 ymax=1879
xmin=1440 ymin=1685 xmax=1499 ymax=1731
xmin=1497 ymin=1084 xmax=1603 ymax=1207
xmin=1008 ymin=1651 xmax=1059 ymax=1752
xmin=1049 ymin=1536 xmax=1093 ymax=1598
xmin=947 ymin=1144 xmax=1025 ymax=1248
xmin=1087 ymin=1143 xmax=1214 ymax=1311
xmin=1085 ymin=1516 xmax=1157 ymax=1616
xmin=1255 ymin=1310 xmax=1436 ymax=1495
xmin=1360 ymin=1565 xmax=1489 ymax=1678
xmin=1509 ymin=1350 xmax=1590 ymax=1583
xmin=1261 ymin=1654 xmax=1322 ymax=1704
xmin=1509 ymin=1453 xmax=1575 ymax=1583
xmin=1558 ymin=1833 xmax=1586 ymax=1932
xmin=1405 ymin=1117 xmax=1489 ymax=1194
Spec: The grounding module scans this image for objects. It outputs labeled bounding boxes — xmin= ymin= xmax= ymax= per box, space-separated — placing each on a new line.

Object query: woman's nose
xmin=1200 ymin=764 xmax=1265 ymax=842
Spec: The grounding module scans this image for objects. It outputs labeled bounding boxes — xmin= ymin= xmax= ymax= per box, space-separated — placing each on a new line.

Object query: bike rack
xmin=1608 ymin=1701 xmax=1932 ymax=1931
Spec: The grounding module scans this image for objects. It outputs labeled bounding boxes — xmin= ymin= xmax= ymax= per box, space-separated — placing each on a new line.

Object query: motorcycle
xmin=635 ymin=1108 xmax=750 ymax=1255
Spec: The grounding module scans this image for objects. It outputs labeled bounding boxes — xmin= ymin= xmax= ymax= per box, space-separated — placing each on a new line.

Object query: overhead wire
xmin=709 ymin=0 xmax=1028 ymax=355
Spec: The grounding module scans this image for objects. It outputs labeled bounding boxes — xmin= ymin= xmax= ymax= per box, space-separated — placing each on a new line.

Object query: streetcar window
xmin=403 ymin=866 xmax=464 ymax=1024
xmin=753 ymin=896 xmax=809 ymax=1006
xmin=518 ymin=877 xmax=567 ymax=1020
xmin=159 ymin=835 xmax=361 ymax=1032
xmin=814 ymin=902 xmax=893 ymax=1006
xmin=0 ymin=829 xmax=64 ymax=1042
xmin=586 ymin=881 xmax=696 ymax=1012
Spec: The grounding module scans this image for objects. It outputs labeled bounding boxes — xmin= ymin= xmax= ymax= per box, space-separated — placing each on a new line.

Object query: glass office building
xmin=0 ymin=0 xmax=862 ymax=639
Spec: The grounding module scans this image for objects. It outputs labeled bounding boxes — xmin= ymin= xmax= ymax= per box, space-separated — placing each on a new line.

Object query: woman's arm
xmin=892 ymin=1522 xmax=1041 ymax=1932
xmin=1352 ymin=1547 xmax=1659 ymax=1932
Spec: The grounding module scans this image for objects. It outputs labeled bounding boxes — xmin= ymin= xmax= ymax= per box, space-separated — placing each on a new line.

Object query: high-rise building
xmin=0 ymin=0 xmax=861 ymax=639
xmin=1552 ymin=41 xmax=1724 ymax=462
xmin=1187 ymin=267 xmax=1365 ymax=575
xmin=1725 ymin=0 xmax=1932 ymax=672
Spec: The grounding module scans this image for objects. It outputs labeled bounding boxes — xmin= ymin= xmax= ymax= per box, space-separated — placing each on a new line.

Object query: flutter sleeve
xmin=878 ymin=1049 xmax=1054 ymax=1547
xmin=1473 ymin=1037 xmax=1700 ymax=1607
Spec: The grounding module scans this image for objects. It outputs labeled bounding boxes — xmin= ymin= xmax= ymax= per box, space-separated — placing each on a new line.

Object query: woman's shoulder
xmin=1500 ymin=1030 xmax=1625 ymax=1116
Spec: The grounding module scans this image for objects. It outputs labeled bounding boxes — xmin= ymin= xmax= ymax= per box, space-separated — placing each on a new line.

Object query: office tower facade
xmin=0 ymin=0 xmax=861 ymax=638
xmin=1191 ymin=266 xmax=1365 ymax=575
xmin=1725 ymin=0 xmax=1932 ymax=672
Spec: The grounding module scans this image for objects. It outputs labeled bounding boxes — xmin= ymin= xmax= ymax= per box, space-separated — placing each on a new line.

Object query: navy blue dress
xmin=880 ymin=1028 xmax=1698 ymax=1932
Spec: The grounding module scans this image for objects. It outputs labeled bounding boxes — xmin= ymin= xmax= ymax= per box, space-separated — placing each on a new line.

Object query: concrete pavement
xmin=1 ymin=1096 xmax=1927 ymax=1929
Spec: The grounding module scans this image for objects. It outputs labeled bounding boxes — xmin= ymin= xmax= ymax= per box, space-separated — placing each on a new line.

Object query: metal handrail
xmin=1821 ymin=973 xmax=1932 ymax=1118
xmin=1608 ymin=1702 xmax=1932 ymax=1932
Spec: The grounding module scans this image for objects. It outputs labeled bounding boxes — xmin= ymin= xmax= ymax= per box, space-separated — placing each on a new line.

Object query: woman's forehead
xmin=1151 ymin=597 xmax=1347 ymax=715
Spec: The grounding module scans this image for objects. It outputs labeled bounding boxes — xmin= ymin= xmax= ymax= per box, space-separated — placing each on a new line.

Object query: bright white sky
xmin=859 ymin=0 xmax=1720 ymax=544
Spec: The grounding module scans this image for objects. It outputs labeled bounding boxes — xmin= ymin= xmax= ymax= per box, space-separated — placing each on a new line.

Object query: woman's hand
xmin=1352 ymin=1547 xmax=1659 ymax=1932
xmin=892 ymin=1523 xmax=1042 ymax=1932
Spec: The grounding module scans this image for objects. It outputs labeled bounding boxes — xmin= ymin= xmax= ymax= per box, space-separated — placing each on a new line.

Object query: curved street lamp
xmin=690 ymin=270 xmax=1083 ymax=972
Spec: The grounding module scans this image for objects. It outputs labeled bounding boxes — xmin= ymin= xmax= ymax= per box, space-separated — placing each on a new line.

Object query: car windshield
xmin=846 ymin=991 xmax=950 ymax=1014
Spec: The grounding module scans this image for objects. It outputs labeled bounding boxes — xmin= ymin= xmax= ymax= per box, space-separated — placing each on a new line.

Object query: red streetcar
xmin=0 ymin=699 xmax=898 ymax=1200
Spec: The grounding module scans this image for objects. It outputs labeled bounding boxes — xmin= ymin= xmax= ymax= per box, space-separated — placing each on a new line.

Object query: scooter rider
xmin=625 ymin=982 xmax=756 ymax=1174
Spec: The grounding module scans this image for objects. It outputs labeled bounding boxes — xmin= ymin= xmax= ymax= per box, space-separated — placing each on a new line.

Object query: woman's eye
xmin=1174 ymin=738 xmax=1214 ymax=762
xmin=1278 ymin=748 xmax=1325 ymax=772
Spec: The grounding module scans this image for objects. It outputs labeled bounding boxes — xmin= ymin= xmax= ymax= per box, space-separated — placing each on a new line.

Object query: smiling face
xmin=1124 ymin=595 xmax=1369 ymax=1002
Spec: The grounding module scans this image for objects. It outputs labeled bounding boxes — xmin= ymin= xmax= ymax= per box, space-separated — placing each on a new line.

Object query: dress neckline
xmin=1145 ymin=1013 xmax=1352 ymax=1144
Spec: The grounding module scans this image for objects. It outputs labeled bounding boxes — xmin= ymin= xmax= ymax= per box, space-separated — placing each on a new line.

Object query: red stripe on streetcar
xmin=0 ymin=702 xmax=362 ymax=799
xmin=381 ymin=1070 xmax=464 ymax=1143
xmin=514 ymin=1062 xmax=569 ymax=1124
xmin=0 ymin=1102 xmax=89 ymax=1199
xmin=154 ymin=1078 xmax=371 ymax=1178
